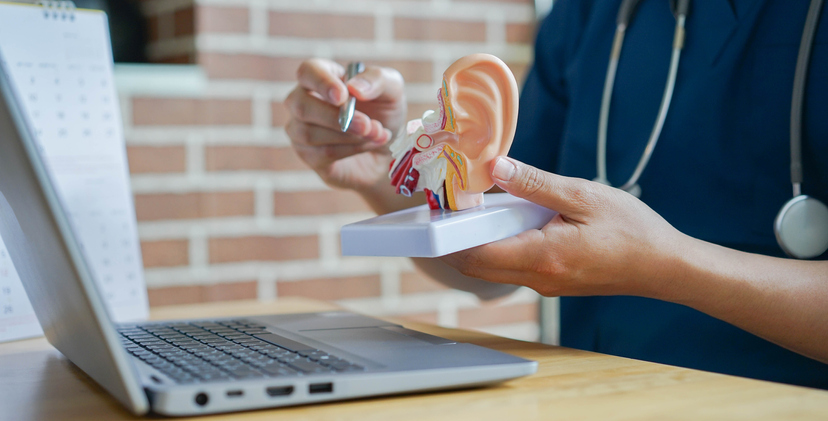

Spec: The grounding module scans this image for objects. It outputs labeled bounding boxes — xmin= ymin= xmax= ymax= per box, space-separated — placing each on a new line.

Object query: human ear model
xmin=388 ymin=54 xmax=519 ymax=211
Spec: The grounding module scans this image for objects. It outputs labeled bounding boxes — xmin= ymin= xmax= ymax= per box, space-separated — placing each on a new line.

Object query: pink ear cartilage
xmin=388 ymin=54 xmax=519 ymax=211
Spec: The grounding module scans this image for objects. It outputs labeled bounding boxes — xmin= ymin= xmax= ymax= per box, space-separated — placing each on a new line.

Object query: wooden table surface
xmin=1 ymin=297 xmax=827 ymax=420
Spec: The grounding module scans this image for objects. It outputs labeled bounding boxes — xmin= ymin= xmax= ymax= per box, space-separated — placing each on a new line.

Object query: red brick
xmin=457 ymin=302 xmax=538 ymax=329
xmin=134 ymin=191 xmax=255 ymax=221
xmin=272 ymin=190 xmax=371 ymax=216
xmin=277 ymin=275 xmax=381 ymax=301
xmin=400 ymin=271 xmax=448 ymax=294
xmin=271 ymin=102 xmax=289 ymax=127
xmin=197 ymin=6 xmax=249 ymax=33
xmin=342 ymin=60 xmax=432 ymax=84
xmin=209 ymin=236 xmax=318 ymax=263
xmin=205 ymin=146 xmax=308 ymax=172
xmin=127 ymin=146 xmax=186 ymax=174
xmin=141 ymin=240 xmax=189 ymax=268
xmin=394 ymin=18 xmax=486 ymax=42
xmin=132 ymin=98 xmax=252 ymax=126
xmin=269 ymin=12 xmax=374 ymax=39
xmin=147 ymin=281 xmax=258 ymax=307
xmin=506 ymin=22 xmax=536 ymax=44
xmin=174 ymin=7 xmax=196 ymax=37
xmin=200 ymin=53 xmax=304 ymax=82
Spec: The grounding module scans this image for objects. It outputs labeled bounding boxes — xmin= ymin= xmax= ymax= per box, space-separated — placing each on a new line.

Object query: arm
xmin=444 ymin=157 xmax=828 ymax=363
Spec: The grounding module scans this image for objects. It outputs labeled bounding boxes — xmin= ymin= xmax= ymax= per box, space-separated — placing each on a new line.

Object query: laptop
xmin=0 ymin=59 xmax=536 ymax=416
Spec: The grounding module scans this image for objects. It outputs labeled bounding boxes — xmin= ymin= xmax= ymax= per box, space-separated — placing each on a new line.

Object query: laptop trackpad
xmin=301 ymin=326 xmax=455 ymax=353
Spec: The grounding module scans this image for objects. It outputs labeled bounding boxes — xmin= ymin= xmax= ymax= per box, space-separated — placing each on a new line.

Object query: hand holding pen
xmin=285 ymin=59 xmax=406 ymax=192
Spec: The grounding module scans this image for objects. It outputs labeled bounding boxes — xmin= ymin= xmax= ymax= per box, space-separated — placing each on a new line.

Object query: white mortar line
xmin=137 ymin=213 xmax=372 ymax=240
xmin=249 ymin=0 xmax=269 ymax=37
xmin=130 ymin=171 xmax=328 ymax=194
xmin=486 ymin=8 xmax=507 ymax=46
xmin=374 ymin=3 xmax=393 ymax=52
xmin=253 ymin=178 xmax=274 ymax=221
xmin=318 ymin=219 xmax=340 ymax=270
xmin=188 ymin=0 xmax=534 ymax=22
xmin=256 ymin=267 xmax=278 ymax=301
xmin=193 ymin=34 xmax=534 ymax=62
xmin=126 ymin=127 xmax=290 ymax=146
xmin=379 ymin=260 xmax=401 ymax=308
xmin=185 ymin=133 xmax=205 ymax=177
xmin=144 ymin=257 xmax=395 ymax=286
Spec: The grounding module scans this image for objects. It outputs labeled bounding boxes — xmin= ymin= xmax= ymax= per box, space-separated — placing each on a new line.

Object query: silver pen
xmin=339 ymin=61 xmax=365 ymax=132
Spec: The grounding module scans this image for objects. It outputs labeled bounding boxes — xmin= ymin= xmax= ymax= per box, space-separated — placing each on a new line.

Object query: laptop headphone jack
xmin=194 ymin=392 xmax=209 ymax=407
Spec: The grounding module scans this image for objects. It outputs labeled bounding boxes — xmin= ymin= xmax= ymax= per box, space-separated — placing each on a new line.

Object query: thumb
xmin=491 ymin=156 xmax=596 ymax=219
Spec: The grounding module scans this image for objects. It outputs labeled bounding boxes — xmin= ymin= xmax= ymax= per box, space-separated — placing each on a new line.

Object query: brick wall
xmin=127 ymin=0 xmax=541 ymax=341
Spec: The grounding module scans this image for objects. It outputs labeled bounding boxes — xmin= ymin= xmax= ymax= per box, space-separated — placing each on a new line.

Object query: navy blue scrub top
xmin=509 ymin=0 xmax=828 ymax=388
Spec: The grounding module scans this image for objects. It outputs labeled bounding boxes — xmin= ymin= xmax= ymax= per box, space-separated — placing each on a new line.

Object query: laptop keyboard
xmin=117 ymin=319 xmax=363 ymax=384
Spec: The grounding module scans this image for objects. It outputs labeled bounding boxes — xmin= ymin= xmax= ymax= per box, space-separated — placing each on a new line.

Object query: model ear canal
xmin=440 ymin=81 xmax=456 ymax=133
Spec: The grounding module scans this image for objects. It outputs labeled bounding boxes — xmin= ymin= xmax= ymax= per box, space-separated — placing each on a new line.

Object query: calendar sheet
xmin=0 ymin=2 xmax=149 ymax=341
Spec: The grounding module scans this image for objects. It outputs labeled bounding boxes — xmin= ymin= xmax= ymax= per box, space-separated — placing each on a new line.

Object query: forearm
xmin=651 ymin=236 xmax=828 ymax=364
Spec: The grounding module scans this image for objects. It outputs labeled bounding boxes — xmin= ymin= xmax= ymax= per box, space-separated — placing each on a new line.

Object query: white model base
xmin=341 ymin=193 xmax=557 ymax=258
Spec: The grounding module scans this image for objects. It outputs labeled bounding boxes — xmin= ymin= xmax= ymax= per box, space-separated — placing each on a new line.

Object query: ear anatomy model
xmin=388 ymin=54 xmax=519 ymax=211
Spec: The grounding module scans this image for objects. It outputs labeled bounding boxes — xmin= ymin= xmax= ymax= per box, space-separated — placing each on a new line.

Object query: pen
xmin=339 ymin=61 xmax=365 ymax=132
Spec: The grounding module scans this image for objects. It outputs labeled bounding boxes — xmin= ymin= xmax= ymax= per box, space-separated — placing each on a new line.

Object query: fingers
xmin=296 ymin=59 xmax=405 ymax=107
xmin=346 ymin=66 xmax=405 ymax=104
xmin=293 ymin=141 xmax=385 ymax=172
xmin=444 ymin=227 xmax=558 ymax=273
xmin=287 ymin=118 xmax=391 ymax=149
xmin=491 ymin=157 xmax=605 ymax=220
xmin=286 ymin=87 xmax=387 ymax=141
xmin=296 ymin=59 xmax=348 ymax=105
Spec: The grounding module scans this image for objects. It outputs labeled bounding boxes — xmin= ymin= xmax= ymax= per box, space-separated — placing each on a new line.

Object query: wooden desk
xmin=1 ymin=298 xmax=827 ymax=420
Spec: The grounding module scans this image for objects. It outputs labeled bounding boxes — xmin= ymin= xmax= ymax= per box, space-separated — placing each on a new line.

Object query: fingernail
xmin=492 ymin=157 xmax=516 ymax=181
xmin=349 ymin=78 xmax=371 ymax=94
xmin=328 ymin=87 xmax=341 ymax=103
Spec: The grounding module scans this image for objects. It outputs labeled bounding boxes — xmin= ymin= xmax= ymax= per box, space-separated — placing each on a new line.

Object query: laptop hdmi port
xmin=266 ymin=386 xmax=294 ymax=397
xmin=309 ymin=382 xmax=333 ymax=394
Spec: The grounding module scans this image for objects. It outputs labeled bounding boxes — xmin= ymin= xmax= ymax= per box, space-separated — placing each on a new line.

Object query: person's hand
xmin=442 ymin=157 xmax=690 ymax=298
xmin=285 ymin=59 xmax=407 ymax=192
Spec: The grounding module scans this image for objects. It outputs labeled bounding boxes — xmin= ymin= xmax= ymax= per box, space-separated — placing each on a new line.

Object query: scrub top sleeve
xmin=509 ymin=0 xmax=589 ymax=174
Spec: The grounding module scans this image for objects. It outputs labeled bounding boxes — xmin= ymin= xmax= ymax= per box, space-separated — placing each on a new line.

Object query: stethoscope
xmin=596 ymin=0 xmax=828 ymax=259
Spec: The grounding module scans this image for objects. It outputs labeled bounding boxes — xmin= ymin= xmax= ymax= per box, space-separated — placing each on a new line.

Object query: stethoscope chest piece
xmin=774 ymin=195 xmax=828 ymax=259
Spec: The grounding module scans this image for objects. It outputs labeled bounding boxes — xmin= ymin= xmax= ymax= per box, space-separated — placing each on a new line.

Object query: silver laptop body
xmin=0 ymin=58 xmax=536 ymax=416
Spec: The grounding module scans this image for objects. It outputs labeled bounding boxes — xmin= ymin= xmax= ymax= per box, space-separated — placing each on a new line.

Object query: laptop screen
xmin=0 ymin=56 xmax=148 ymax=415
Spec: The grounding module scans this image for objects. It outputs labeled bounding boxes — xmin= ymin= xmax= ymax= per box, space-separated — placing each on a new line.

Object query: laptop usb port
xmin=226 ymin=390 xmax=244 ymax=398
xmin=266 ymin=386 xmax=294 ymax=397
xmin=309 ymin=382 xmax=333 ymax=394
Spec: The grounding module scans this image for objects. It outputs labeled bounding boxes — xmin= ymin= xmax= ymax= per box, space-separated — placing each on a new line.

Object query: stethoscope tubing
xmin=596 ymin=8 xmax=687 ymax=194
xmin=791 ymin=0 xmax=824 ymax=196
